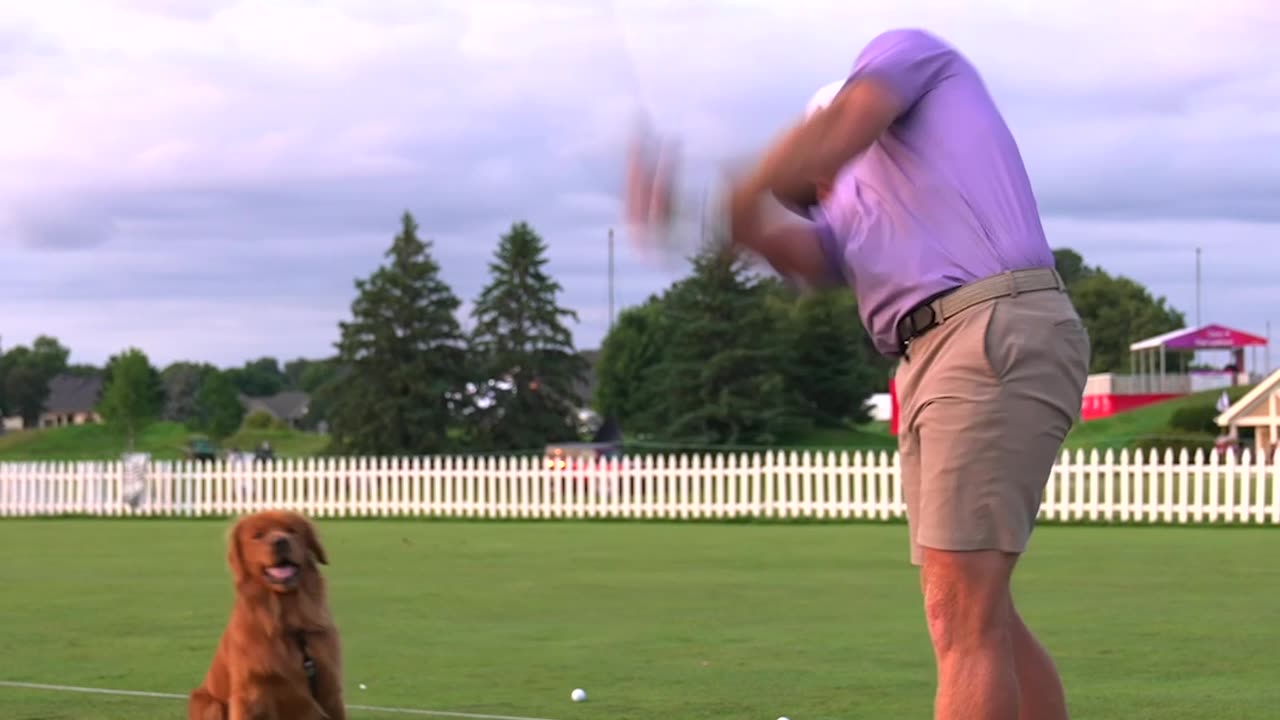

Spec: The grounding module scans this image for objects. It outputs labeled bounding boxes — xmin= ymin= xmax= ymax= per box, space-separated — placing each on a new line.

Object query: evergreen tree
xmin=642 ymin=249 xmax=809 ymax=446
xmin=466 ymin=221 xmax=587 ymax=450
xmin=783 ymin=288 xmax=883 ymax=427
xmin=328 ymin=211 xmax=467 ymax=455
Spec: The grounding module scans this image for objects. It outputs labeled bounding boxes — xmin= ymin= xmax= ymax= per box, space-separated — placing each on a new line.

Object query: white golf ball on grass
xmin=570 ymin=688 xmax=587 ymax=702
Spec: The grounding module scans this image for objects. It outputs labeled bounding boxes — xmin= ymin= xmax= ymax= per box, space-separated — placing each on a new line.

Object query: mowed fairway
xmin=0 ymin=519 xmax=1276 ymax=720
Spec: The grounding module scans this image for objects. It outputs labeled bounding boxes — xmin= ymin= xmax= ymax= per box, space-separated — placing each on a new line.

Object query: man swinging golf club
xmin=625 ymin=28 xmax=1091 ymax=720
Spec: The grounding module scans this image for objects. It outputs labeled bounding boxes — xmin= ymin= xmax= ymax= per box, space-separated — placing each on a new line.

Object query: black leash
xmin=295 ymin=631 xmax=319 ymax=699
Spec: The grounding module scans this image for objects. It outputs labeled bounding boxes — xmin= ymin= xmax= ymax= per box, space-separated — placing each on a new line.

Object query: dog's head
xmin=227 ymin=510 xmax=328 ymax=593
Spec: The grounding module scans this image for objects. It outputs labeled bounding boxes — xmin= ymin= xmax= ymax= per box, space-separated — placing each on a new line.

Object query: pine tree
xmin=642 ymin=249 xmax=809 ymax=446
xmin=467 ymin=221 xmax=587 ymax=450
xmin=328 ymin=211 xmax=467 ymax=455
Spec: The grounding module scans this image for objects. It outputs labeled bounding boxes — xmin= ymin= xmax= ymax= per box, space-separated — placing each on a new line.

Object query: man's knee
xmin=920 ymin=549 xmax=1016 ymax=655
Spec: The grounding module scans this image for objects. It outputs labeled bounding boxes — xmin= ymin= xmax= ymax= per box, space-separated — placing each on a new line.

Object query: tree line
xmin=590 ymin=247 xmax=1187 ymax=447
xmin=0 ymin=336 xmax=340 ymax=448
xmin=0 ymin=214 xmax=1187 ymax=456
xmin=0 ymin=213 xmax=588 ymax=456
xmin=593 ymin=250 xmax=892 ymax=447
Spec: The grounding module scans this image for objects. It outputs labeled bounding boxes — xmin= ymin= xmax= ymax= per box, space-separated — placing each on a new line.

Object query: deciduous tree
xmin=1054 ymin=247 xmax=1185 ymax=373
xmin=98 ymin=348 xmax=164 ymax=450
xmin=196 ymin=369 xmax=245 ymax=439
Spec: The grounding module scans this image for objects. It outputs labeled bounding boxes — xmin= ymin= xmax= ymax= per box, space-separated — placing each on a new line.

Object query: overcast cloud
xmin=1 ymin=0 xmax=1277 ymax=369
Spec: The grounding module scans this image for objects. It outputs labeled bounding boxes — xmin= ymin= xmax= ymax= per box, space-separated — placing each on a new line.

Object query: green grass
xmin=222 ymin=427 xmax=331 ymax=458
xmin=0 ymin=421 xmax=329 ymax=462
xmin=0 ymin=520 xmax=1276 ymax=719
xmin=792 ymin=422 xmax=898 ymax=451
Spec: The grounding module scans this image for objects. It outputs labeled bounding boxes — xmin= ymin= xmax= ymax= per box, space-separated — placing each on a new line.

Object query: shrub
xmin=1167 ymin=403 xmax=1221 ymax=435
xmin=242 ymin=410 xmax=285 ymax=431
xmin=1133 ymin=432 xmax=1216 ymax=457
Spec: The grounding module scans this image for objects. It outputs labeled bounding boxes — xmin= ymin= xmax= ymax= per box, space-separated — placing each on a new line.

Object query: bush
xmin=1167 ymin=403 xmax=1222 ymax=435
xmin=242 ymin=410 xmax=285 ymax=431
xmin=1133 ymin=432 xmax=1216 ymax=457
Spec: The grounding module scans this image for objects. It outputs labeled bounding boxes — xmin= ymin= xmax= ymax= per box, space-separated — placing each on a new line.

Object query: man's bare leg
xmin=1010 ymin=605 xmax=1069 ymax=720
xmin=920 ymin=548 xmax=1019 ymax=720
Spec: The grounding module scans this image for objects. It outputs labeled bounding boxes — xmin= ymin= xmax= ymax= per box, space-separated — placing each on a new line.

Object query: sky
xmin=1 ymin=0 xmax=1277 ymax=370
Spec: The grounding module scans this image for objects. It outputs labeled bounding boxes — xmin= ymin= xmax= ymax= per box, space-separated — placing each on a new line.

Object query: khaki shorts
xmin=895 ymin=286 xmax=1090 ymax=566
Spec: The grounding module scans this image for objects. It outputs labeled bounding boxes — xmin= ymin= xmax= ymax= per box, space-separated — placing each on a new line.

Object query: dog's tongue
xmin=267 ymin=565 xmax=297 ymax=580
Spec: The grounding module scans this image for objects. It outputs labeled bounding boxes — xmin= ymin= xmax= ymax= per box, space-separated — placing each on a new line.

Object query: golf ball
xmin=359 ymin=684 xmax=367 ymax=690
xmin=571 ymin=688 xmax=587 ymax=702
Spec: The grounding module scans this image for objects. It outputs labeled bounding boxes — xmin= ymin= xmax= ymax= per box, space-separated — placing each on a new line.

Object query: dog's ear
xmin=226 ymin=519 xmax=249 ymax=583
xmin=301 ymin=517 xmax=328 ymax=565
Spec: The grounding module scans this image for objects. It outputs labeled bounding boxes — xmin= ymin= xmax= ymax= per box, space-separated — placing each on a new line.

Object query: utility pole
xmin=607 ymin=228 xmax=616 ymax=332
xmin=1267 ymin=320 xmax=1272 ymax=373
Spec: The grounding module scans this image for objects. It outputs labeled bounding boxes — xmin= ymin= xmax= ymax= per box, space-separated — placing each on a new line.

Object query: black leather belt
xmin=896 ymin=267 xmax=1066 ymax=354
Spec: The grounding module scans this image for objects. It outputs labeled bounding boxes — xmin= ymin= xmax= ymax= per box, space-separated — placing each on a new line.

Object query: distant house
xmin=40 ymin=374 xmax=104 ymax=428
xmin=239 ymin=391 xmax=311 ymax=429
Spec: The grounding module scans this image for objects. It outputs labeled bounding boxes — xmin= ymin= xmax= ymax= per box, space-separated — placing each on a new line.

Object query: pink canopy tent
xmin=1129 ymin=324 xmax=1269 ymax=389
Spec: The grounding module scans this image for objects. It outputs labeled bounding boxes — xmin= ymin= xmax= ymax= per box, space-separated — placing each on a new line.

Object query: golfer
xmin=627 ymin=28 xmax=1090 ymax=719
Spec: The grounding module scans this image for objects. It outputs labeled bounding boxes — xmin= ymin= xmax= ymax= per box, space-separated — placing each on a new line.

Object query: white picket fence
xmin=1 ymin=448 xmax=1278 ymax=524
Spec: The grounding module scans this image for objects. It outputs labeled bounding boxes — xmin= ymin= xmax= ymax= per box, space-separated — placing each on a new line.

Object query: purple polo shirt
xmin=814 ymin=28 xmax=1056 ymax=357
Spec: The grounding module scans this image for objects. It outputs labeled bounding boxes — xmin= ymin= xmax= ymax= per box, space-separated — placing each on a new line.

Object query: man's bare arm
xmin=738 ymin=77 xmax=903 ymax=209
xmin=725 ymin=189 xmax=838 ymax=288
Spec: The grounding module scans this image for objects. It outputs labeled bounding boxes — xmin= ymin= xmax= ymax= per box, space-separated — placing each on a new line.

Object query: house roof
xmin=1131 ymin=324 xmax=1268 ymax=352
xmin=240 ymin=391 xmax=311 ymax=419
xmin=1216 ymin=368 xmax=1280 ymax=427
xmin=43 ymin=374 xmax=104 ymax=414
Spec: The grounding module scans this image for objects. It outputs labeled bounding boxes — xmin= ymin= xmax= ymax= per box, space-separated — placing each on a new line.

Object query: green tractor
xmin=186 ymin=437 xmax=218 ymax=463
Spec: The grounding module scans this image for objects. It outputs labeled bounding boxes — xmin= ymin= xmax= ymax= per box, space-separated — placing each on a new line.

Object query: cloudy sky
xmin=2 ymin=0 xmax=1277 ymax=370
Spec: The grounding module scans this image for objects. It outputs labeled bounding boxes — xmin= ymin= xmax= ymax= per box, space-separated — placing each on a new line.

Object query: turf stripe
xmin=0 ymin=680 xmax=562 ymax=720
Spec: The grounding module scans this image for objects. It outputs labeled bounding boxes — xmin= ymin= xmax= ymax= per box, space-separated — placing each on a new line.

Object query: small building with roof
xmin=39 ymin=373 xmax=104 ymax=428
xmin=1215 ymin=368 xmax=1280 ymax=460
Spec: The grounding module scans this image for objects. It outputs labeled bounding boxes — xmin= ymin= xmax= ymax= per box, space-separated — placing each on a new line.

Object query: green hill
xmin=787 ymin=386 xmax=1252 ymax=455
xmin=0 ymin=385 xmax=1254 ymax=462
xmin=0 ymin=421 xmax=329 ymax=462
xmin=1063 ymin=384 xmax=1252 ymax=451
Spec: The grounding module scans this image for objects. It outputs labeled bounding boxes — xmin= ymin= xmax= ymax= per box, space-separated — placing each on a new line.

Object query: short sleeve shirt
xmin=815 ymin=28 xmax=1056 ymax=356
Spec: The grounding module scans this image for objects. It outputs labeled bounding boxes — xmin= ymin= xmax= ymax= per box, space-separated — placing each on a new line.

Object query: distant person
xmin=625 ymin=28 xmax=1090 ymax=720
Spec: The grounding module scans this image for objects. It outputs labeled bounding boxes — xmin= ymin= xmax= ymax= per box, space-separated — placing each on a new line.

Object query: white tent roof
xmin=1130 ymin=326 xmax=1197 ymax=352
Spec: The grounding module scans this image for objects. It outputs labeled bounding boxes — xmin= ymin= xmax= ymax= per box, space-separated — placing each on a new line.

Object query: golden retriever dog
xmin=189 ymin=510 xmax=345 ymax=720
